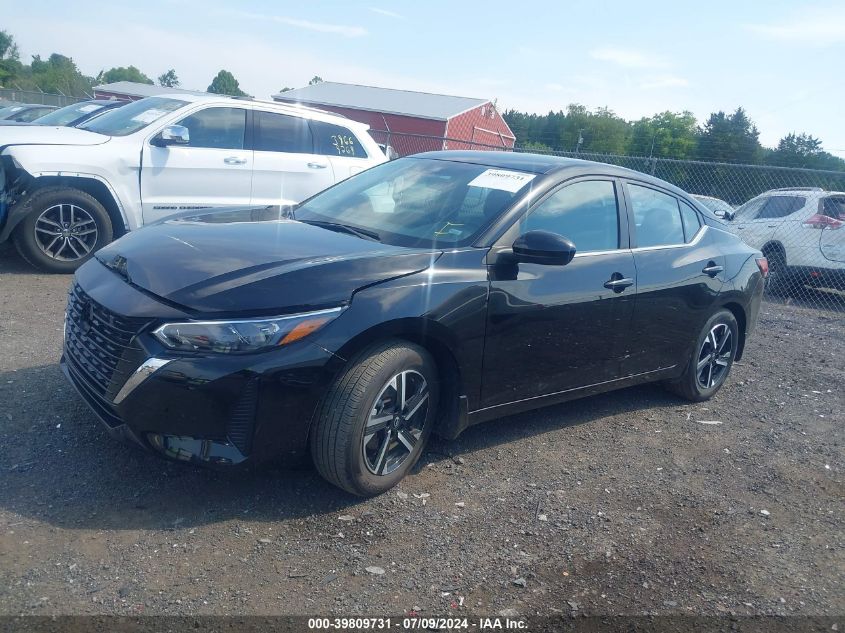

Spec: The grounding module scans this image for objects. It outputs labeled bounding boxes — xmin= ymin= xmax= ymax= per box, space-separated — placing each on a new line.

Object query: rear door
xmin=141 ymin=106 xmax=251 ymax=224
xmin=311 ymin=120 xmax=373 ymax=182
xmin=621 ymin=182 xmax=725 ymax=376
xmin=481 ymin=178 xmax=636 ymax=407
xmin=249 ymin=110 xmax=337 ymax=208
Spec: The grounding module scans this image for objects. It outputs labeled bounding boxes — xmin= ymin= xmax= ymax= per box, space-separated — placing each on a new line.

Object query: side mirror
xmin=511 ymin=230 xmax=576 ymax=265
xmin=153 ymin=124 xmax=190 ymax=146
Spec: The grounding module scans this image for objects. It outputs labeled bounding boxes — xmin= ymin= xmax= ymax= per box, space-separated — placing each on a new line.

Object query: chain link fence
xmin=371 ymin=130 xmax=845 ymax=312
xmin=0 ymin=88 xmax=86 ymax=107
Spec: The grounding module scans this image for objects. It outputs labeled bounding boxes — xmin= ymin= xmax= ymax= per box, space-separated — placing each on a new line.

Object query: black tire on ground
xmin=665 ymin=308 xmax=739 ymax=402
xmin=762 ymin=247 xmax=796 ymax=297
xmin=13 ymin=187 xmax=113 ymax=274
xmin=310 ymin=340 xmax=439 ymax=496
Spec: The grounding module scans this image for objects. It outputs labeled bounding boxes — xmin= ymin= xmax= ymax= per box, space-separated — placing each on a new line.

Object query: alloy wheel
xmin=362 ymin=370 xmax=430 ymax=475
xmin=696 ymin=323 xmax=733 ymax=389
xmin=34 ymin=204 xmax=98 ymax=262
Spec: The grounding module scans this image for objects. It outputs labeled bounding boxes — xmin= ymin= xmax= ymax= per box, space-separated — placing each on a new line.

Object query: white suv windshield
xmin=79 ymin=97 xmax=187 ymax=136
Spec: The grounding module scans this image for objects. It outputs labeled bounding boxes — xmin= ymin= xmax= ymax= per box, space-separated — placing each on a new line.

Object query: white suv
xmin=729 ymin=187 xmax=845 ymax=292
xmin=0 ymin=94 xmax=385 ymax=272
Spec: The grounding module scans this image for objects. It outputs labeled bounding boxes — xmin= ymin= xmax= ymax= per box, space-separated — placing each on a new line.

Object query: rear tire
xmin=13 ymin=187 xmax=113 ymax=273
xmin=310 ymin=340 xmax=439 ymax=496
xmin=665 ymin=309 xmax=738 ymax=402
xmin=763 ymin=247 xmax=796 ymax=297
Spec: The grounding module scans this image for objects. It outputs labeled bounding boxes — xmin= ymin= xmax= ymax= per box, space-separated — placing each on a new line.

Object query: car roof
xmin=414 ymin=150 xmax=693 ymax=196
xmin=149 ymin=93 xmax=368 ymax=128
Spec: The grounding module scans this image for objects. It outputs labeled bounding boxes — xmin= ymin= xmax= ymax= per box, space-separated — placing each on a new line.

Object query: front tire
xmin=13 ymin=187 xmax=113 ymax=273
xmin=665 ymin=309 xmax=738 ymax=402
xmin=310 ymin=341 xmax=439 ymax=496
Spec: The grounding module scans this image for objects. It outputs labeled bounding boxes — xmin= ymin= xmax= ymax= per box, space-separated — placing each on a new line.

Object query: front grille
xmin=64 ymin=283 xmax=149 ymax=402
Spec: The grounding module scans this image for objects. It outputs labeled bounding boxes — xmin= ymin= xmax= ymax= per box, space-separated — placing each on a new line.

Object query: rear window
xmin=822 ymin=196 xmax=845 ymax=220
xmin=311 ymin=121 xmax=368 ymax=158
xmin=255 ymin=111 xmax=313 ymax=153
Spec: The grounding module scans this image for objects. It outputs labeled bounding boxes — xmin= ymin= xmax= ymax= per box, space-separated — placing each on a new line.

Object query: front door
xmin=141 ymin=106 xmax=252 ymax=224
xmin=620 ymin=182 xmax=725 ymax=375
xmin=481 ymin=178 xmax=636 ymax=408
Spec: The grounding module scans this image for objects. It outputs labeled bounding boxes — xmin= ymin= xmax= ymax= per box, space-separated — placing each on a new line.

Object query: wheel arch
xmin=329 ymin=318 xmax=466 ymax=440
xmin=720 ymin=301 xmax=747 ymax=361
xmin=761 ymin=240 xmax=786 ymax=265
xmin=26 ymin=175 xmax=128 ymax=239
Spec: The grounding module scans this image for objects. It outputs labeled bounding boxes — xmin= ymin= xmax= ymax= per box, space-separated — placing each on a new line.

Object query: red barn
xmin=272 ymin=82 xmax=516 ymax=156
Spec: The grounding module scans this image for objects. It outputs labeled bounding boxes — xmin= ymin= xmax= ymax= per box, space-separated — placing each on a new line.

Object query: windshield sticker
xmin=78 ymin=104 xmax=101 ymax=113
xmin=130 ymin=109 xmax=168 ymax=124
xmin=468 ymin=169 xmax=535 ymax=193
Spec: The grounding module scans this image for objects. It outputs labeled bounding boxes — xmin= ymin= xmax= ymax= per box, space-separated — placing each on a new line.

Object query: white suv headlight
xmin=152 ymin=307 xmax=343 ymax=354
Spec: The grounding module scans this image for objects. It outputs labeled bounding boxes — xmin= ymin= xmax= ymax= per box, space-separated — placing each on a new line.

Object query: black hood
xmin=95 ymin=215 xmax=441 ymax=315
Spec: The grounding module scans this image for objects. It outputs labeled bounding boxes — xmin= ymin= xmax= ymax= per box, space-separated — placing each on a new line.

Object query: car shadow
xmin=0 ymin=244 xmax=37 ymax=275
xmin=0 ymin=362 xmax=677 ymax=532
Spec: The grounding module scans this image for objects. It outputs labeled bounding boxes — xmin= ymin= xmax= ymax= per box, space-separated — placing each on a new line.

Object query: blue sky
xmin=4 ymin=1 xmax=844 ymax=155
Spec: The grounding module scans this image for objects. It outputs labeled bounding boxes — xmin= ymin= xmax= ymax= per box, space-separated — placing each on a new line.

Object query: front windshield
xmin=294 ymin=157 xmax=535 ymax=248
xmin=34 ymin=102 xmax=105 ymax=126
xmin=79 ymin=97 xmax=187 ymax=136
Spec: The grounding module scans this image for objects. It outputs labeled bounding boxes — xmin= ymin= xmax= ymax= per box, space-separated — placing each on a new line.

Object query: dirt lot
xmin=0 ymin=246 xmax=843 ymax=619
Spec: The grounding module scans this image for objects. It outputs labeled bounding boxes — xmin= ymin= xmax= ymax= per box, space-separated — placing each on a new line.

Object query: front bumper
xmin=61 ymin=261 xmax=337 ymax=467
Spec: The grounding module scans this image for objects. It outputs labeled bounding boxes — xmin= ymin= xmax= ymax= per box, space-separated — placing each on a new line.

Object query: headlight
xmin=152 ymin=307 xmax=343 ymax=354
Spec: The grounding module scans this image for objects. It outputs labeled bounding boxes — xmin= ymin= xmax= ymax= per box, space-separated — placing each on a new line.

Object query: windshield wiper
xmin=299 ymin=220 xmax=382 ymax=242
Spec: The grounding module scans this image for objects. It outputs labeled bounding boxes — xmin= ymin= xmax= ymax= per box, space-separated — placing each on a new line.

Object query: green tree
xmin=696 ymin=107 xmax=762 ymax=163
xmin=28 ymin=53 xmax=93 ymax=95
xmin=0 ymin=29 xmax=21 ymax=86
xmin=308 ymin=75 xmax=323 ymax=85
xmin=628 ymin=111 xmax=698 ymax=158
xmin=278 ymin=86 xmax=293 ymax=92
xmin=766 ymin=133 xmax=845 ymax=171
xmin=207 ymin=69 xmax=247 ymax=96
xmin=98 ymin=65 xmax=154 ymax=85
xmin=157 ymin=69 xmax=180 ymax=88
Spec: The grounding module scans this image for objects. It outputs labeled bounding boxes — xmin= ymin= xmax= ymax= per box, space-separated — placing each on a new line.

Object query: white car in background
xmin=728 ymin=187 xmax=845 ymax=293
xmin=0 ymin=94 xmax=385 ymax=272
xmin=691 ymin=194 xmax=736 ymax=220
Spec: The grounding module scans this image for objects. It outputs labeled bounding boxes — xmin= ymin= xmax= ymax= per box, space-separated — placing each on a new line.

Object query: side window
xmin=822 ymin=196 xmax=845 ymax=220
xmin=628 ymin=184 xmax=684 ymax=248
xmin=176 ymin=107 xmax=246 ymax=150
xmin=754 ymin=196 xmax=805 ymax=219
xmin=255 ymin=111 xmax=313 ymax=153
xmin=679 ymin=200 xmax=702 ymax=242
xmin=522 ymin=180 xmax=619 ymax=253
xmin=311 ymin=121 xmax=369 ymax=158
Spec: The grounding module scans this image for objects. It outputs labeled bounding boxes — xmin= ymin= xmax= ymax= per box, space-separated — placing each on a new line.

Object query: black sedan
xmin=62 ymin=152 xmax=767 ymax=496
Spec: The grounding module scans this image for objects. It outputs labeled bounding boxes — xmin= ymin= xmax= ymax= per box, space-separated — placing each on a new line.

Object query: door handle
xmin=603 ymin=276 xmax=634 ymax=292
xmin=702 ymin=262 xmax=724 ymax=277
xmin=224 ymin=157 xmax=247 ymax=165
xmin=307 ymin=162 xmax=328 ymax=169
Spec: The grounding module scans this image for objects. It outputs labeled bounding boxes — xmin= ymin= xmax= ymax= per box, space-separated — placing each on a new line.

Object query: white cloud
xmin=639 ymin=75 xmax=689 ymax=90
xmin=590 ymin=47 xmax=669 ymax=69
xmin=230 ymin=10 xmax=367 ymax=37
xmin=747 ymin=7 xmax=845 ymax=46
xmin=545 ymin=83 xmax=564 ymax=92
xmin=369 ymin=7 xmax=405 ymax=19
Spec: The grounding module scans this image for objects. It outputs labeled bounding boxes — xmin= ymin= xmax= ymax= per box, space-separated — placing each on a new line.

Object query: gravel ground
xmin=0 ymin=246 xmax=843 ymax=619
